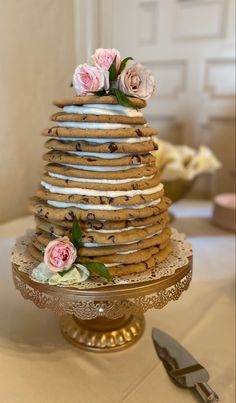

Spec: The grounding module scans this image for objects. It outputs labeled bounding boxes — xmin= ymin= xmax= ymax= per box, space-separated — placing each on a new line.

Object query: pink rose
xmin=91 ymin=48 xmax=121 ymax=72
xmin=73 ymin=64 xmax=109 ymax=95
xmin=44 ymin=237 xmax=77 ymax=272
xmin=118 ymin=61 xmax=155 ymax=100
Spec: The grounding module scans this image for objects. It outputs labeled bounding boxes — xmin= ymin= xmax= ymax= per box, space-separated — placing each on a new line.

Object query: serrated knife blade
xmin=152 ymin=328 xmax=219 ymax=402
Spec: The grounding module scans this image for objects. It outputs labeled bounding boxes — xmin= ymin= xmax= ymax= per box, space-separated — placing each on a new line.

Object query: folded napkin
xmin=152 ymin=141 xmax=221 ymax=181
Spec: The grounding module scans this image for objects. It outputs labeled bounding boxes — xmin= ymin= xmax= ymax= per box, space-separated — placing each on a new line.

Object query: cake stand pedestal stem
xmin=60 ymin=312 xmax=145 ymax=352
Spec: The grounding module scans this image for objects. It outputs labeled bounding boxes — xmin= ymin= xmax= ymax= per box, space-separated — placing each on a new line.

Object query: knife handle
xmin=195 ymin=382 xmax=219 ymax=402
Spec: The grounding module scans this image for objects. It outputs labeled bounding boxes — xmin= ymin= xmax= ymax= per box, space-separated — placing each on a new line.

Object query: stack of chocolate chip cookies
xmin=28 ymin=95 xmax=172 ymax=276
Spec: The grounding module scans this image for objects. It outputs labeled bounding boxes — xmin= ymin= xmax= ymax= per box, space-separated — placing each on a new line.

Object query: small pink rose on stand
xmin=44 ymin=237 xmax=77 ymax=272
xmin=31 ymin=217 xmax=113 ymax=285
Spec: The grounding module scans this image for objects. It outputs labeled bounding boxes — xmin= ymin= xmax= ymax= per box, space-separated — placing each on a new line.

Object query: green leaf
xmin=108 ymin=57 xmax=118 ymax=82
xmin=59 ymin=266 xmax=74 ymax=277
xmin=93 ymin=90 xmax=107 ymax=96
xmin=119 ymin=57 xmax=134 ymax=73
xmin=111 ymin=88 xmax=139 ymax=110
xmin=72 ymin=216 xmax=83 ymax=248
xmin=81 ymin=259 xmax=114 ymax=283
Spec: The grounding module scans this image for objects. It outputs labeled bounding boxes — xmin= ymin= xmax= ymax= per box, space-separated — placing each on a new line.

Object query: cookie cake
xmin=27 ymin=48 xmax=173 ymax=285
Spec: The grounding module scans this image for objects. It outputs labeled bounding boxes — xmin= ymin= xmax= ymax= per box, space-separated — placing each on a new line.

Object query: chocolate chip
xmin=131 ymin=155 xmax=141 ymax=164
xmin=100 ymin=196 xmax=107 ymax=204
xmin=87 ymin=158 xmax=97 ymax=162
xmin=65 ymin=211 xmax=74 ymax=221
xmin=135 ymin=129 xmax=143 ymax=137
xmin=82 ymin=115 xmax=88 ymax=120
xmin=108 ymin=235 xmax=115 ymax=243
xmin=48 ymin=126 xmax=57 ymax=134
xmin=76 ymin=143 xmax=81 ymax=151
xmin=132 ymin=183 xmax=138 ymax=190
xmin=108 ymin=143 xmax=118 ymax=153
xmin=92 ymin=221 xmax=103 ymax=230
xmin=87 ymin=213 xmax=95 ymax=220
xmin=87 ymin=236 xmax=94 ymax=242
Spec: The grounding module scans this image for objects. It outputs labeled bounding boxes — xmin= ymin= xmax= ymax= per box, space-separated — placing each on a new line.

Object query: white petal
xmin=31 ymin=263 xmax=52 ymax=283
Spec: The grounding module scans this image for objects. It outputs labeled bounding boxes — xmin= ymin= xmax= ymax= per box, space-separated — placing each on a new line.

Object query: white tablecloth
xmin=0 ymin=200 xmax=235 ymax=403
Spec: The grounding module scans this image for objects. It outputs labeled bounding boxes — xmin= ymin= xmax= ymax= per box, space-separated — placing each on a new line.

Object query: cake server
xmin=152 ymin=328 xmax=219 ymax=402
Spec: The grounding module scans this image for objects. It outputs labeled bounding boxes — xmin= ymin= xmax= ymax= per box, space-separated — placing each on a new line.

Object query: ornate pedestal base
xmin=60 ymin=313 xmax=145 ymax=352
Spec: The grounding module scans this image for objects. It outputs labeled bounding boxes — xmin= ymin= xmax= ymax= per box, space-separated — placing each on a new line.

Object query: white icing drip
xmin=58 ymin=122 xmax=145 ymax=129
xmin=48 ymin=172 xmax=154 ymax=184
xmin=58 ymin=136 xmax=152 ymax=143
xmin=47 ymin=198 xmax=161 ymax=211
xmin=63 ymin=104 xmax=143 ymax=117
xmin=67 ymin=151 xmax=137 ymax=158
xmin=61 ymin=163 xmax=145 ymax=172
xmin=83 ymin=231 xmax=161 ymax=247
xmin=41 ymin=181 xmax=163 ymax=197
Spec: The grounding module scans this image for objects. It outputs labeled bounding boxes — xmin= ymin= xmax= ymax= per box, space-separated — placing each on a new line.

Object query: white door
xmin=74 ymin=0 xmax=235 ymax=196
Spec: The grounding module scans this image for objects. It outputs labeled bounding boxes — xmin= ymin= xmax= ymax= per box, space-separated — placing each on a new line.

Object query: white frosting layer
xmin=48 ymin=172 xmax=154 ymax=184
xmin=67 ymin=151 xmax=135 ymax=158
xmin=86 ymin=224 xmax=152 ymax=233
xmin=58 ymin=122 xmax=144 ymax=129
xmin=83 ymin=231 xmax=161 ymax=247
xmin=117 ymin=249 xmax=138 ymax=254
xmin=47 ymin=198 xmax=161 ymax=210
xmin=61 ymin=163 xmax=145 ymax=171
xmin=63 ymin=104 xmax=143 ymax=117
xmin=41 ymin=181 xmax=163 ymax=197
xmin=59 ymin=136 xmax=152 ymax=144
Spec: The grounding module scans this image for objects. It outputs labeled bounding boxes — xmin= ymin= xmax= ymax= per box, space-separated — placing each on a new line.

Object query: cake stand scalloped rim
xmin=12 ymin=257 xmax=192 ymax=318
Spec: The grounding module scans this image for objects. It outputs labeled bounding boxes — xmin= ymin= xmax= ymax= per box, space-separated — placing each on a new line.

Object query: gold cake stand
xmin=12 ymin=258 xmax=192 ymax=353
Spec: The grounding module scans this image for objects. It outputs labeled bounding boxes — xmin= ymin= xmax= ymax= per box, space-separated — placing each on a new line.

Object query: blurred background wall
xmin=0 ymin=0 xmax=75 ymax=222
xmin=0 ymin=0 xmax=235 ymax=223
xmin=75 ymin=0 xmax=235 ymax=198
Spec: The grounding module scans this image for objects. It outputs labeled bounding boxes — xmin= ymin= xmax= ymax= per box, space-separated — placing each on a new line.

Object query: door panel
xmin=75 ymin=0 xmax=235 ymax=196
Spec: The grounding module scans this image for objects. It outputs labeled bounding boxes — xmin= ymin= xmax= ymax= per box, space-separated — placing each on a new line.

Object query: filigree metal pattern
xmin=12 ymin=265 xmax=192 ymax=320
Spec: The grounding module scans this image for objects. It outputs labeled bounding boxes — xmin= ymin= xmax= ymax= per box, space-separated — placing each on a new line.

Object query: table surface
xmin=0 ymin=200 xmax=235 ymax=403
